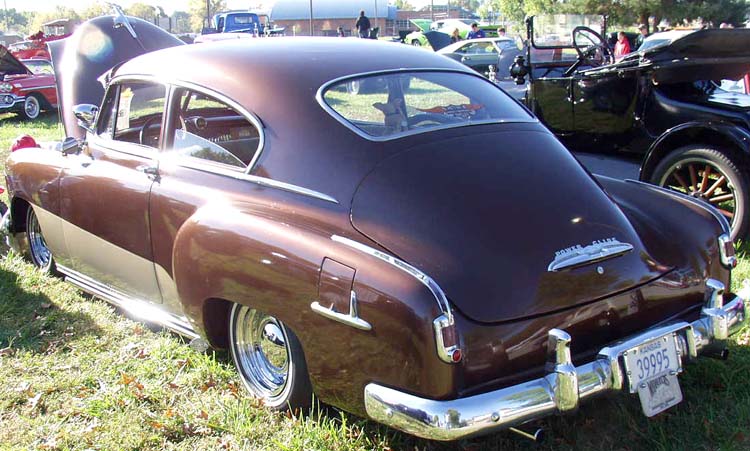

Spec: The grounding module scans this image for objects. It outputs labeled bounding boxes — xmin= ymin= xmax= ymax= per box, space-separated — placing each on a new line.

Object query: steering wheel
xmin=139 ymin=115 xmax=161 ymax=146
xmin=571 ymin=26 xmax=613 ymax=68
xmin=408 ymin=112 xmax=461 ymax=127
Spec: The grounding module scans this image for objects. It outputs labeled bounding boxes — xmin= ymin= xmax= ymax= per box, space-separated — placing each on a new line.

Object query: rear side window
xmin=165 ymin=88 xmax=261 ymax=171
xmin=321 ymin=71 xmax=533 ymax=140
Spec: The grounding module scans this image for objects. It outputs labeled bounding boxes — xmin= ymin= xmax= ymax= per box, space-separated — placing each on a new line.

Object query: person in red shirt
xmin=614 ymin=31 xmax=631 ymax=60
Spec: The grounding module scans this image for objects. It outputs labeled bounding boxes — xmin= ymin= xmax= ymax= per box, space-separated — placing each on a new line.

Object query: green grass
xmin=1 ymin=111 xmax=750 ymax=450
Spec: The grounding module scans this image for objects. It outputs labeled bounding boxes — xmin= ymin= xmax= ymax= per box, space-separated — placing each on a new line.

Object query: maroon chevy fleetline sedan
xmin=2 ymin=15 xmax=748 ymax=441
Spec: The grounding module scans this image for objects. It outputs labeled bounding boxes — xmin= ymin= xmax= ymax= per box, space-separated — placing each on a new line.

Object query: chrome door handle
xmin=138 ymin=165 xmax=158 ymax=175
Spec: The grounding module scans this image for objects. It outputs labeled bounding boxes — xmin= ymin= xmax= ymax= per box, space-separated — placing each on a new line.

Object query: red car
xmin=8 ymin=18 xmax=73 ymax=60
xmin=0 ymin=47 xmax=57 ymax=120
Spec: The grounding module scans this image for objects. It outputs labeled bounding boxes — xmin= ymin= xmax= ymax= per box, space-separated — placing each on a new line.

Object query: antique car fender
xmin=639 ymin=121 xmax=750 ymax=181
xmin=597 ymin=175 xmax=732 ymax=282
xmin=170 ymin=202 xmax=460 ymax=415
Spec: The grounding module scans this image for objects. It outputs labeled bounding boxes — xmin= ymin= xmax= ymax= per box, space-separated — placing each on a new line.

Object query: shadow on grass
xmin=0 ymin=266 xmax=102 ymax=353
xmin=0 ymin=110 xmax=58 ymax=126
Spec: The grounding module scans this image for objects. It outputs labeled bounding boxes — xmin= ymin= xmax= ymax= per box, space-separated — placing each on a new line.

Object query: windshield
xmin=533 ymin=15 xmax=605 ymax=48
xmin=321 ymin=71 xmax=533 ymax=140
xmin=22 ymin=60 xmax=53 ymax=75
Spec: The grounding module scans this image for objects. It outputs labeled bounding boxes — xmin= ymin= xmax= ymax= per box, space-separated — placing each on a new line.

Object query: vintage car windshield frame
xmin=316 ymin=68 xmax=536 ymax=142
xmin=529 ymin=14 xmax=607 ymax=50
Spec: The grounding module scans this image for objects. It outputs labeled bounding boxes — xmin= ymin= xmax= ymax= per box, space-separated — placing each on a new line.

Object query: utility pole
xmin=374 ymin=0 xmax=378 ymax=31
xmin=430 ymin=0 xmax=434 ymax=21
xmin=308 ymin=0 xmax=313 ymax=35
xmin=447 ymin=0 xmax=450 ymax=19
xmin=205 ymin=0 xmax=210 ymax=29
xmin=3 ymin=0 xmax=8 ymax=32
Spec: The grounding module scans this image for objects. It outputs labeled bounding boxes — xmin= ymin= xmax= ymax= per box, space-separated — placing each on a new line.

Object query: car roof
xmin=116 ymin=38 xmax=471 ymax=104
xmin=438 ymin=37 xmax=515 ymax=53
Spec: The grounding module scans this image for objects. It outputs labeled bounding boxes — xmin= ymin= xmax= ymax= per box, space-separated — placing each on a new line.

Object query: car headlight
xmin=718 ymin=234 xmax=737 ymax=268
xmin=0 ymin=83 xmax=13 ymax=92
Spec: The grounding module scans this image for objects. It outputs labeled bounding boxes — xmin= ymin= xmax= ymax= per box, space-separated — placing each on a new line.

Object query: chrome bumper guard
xmin=364 ymin=279 xmax=748 ymax=441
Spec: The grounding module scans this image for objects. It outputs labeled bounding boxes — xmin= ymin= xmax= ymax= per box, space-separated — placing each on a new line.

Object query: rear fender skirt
xmin=171 ymin=204 xmax=457 ymax=415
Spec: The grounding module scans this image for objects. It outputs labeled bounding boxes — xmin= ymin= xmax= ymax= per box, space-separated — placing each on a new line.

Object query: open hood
xmin=409 ymin=19 xmax=432 ymax=32
xmin=351 ymin=129 xmax=668 ymax=323
xmin=48 ymin=14 xmax=184 ymax=138
xmin=424 ymin=31 xmax=452 ymax=51
xmin=0 ymin=45 xmax=30 ymax=76
xmin=639 ymin=29 xmax=750 ymax=84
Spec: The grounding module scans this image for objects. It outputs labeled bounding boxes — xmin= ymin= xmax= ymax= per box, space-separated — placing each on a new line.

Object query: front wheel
xmin=26 ymin=206 xmax=56 ymax=273
xmin=229 ymin=304 xmax=312 ymax=410
xmin=650 ymin=145 xmax=749 ymax=240
xmin=22 ymin=94 xmax=41 ymax=120
xmin=411 ymin=39 xmax=421 ymax=47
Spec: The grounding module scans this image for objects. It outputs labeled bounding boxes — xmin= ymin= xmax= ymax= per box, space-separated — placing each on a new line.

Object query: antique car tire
xmin=22 ymin=94 xmax=41 ymax=120
xmin=650 ymin=145 xmax=749 ymax=240
xmin=25 ymin=207 xmax=57 ymax=273
xmin=229 ymin=304 xmax=313 ymax=410
xmin=411 ymin=39 xmax=421 ymax=46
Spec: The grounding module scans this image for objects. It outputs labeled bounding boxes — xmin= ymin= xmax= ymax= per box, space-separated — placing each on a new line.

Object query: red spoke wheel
xmin=651 ymin=145 xmax=749 ymax=241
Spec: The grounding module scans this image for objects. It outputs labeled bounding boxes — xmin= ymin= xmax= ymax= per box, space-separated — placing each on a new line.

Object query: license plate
xmin=623 ymin=334 xmax=681 ymax=392
xmin=637 ymin=373 xmax=683 ymax=417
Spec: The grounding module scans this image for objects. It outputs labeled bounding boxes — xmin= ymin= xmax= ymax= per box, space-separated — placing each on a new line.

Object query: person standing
xmin=635 ymin=24 xmax=648 ymax=49
xmin=614 ymin=31 xmax=631 ymax=60
xmin=497 ymin=27 xmax=506 ymax=37
xmin=355 ymin=10 xmax=371 ymax=39
xmin=467 ymin=23 xmax=485 ymax=39
xmin=450 ymin=28 xmax=461 ymax=43
xmin=337 ymin=26 xmax=346 ymax=37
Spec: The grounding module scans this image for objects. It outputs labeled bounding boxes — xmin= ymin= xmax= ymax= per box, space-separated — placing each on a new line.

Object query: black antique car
xmin=500 ymin=15 xmax=750 ymax=240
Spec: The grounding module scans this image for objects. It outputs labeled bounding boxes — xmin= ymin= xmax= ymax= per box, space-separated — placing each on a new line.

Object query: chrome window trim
xmin=108 ymin=74 xmax=266 ymax=173
xmin=330 ymin=234 xmax=453 ymax=320
xmin=624 ymin=179 xmax=732 ymax=235
xmin=315 ymin=68 xmax=537 ymax=143
xmin=87 ymin=132 xmax=159 ymax=161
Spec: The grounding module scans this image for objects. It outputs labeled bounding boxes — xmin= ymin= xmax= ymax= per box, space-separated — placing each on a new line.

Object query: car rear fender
xmin=171 ymin=203 xmax=459 ymax=415
xmin=640 ymin=121 xmax=750 ymax=180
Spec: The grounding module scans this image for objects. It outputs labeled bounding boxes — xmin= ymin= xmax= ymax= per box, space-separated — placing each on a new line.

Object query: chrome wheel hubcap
xmin=28 ymin=209 xmax=51 ymax=268
xmin=25 ymin=97 xmax=39 ymax=118
xmin=232 ymin=306 xmax=289 ymax=399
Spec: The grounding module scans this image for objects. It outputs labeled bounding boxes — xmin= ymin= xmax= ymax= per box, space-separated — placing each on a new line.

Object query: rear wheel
xmin=411 ymin=39 xmax=421 ymax=47
xmin=346 ymin=80 xmax=361 ymax=95
xmin=26 ymin=206 xmax=56 ymax=273
xmin=22 ymin=94 xmax=41 ymax=120
xmin=650 ymin=145 xmax=749 ymax=240
xmin=229 ymin=304 xmax=312 ymax=410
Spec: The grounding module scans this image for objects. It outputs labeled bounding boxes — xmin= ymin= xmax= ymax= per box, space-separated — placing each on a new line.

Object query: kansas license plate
xmin=624 ymin=334 xmax=683 ymax=416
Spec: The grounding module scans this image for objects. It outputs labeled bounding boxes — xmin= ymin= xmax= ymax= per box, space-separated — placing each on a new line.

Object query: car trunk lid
xmin=350 ymin=129 xmax=668 ymax=323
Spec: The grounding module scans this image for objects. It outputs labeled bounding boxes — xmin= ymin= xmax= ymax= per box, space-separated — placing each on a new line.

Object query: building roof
xmin=271 ymin=0 xmax=395 ymax=21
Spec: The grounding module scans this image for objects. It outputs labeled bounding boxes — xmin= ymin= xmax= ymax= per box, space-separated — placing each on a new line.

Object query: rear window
xmin=321 ymin=71 xmax=533 ymax=140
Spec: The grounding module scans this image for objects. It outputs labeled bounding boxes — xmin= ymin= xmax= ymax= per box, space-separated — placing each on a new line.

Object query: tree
xmin=172 ymin=11 xmax=192 ymax=34
xmin=394 ymin=0 xmax=415 ymax=10
xmin=80 ymin=4 xmax=110 ymax=21
xmin=27 ymin=7 xmax=79 ymax=37
xmin=188 ymin=0 xmax=226 ymax=32
xmin=126 ymin=3 xmax=158 ymax=22
xmin=0 ymin=8 xmax=28 ymax=33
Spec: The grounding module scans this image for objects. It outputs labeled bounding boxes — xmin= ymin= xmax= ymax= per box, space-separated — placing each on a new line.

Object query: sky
xmin=6 ymin=0 xmax=438 ymax=15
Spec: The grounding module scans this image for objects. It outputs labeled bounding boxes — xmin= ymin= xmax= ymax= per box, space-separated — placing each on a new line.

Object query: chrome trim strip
xmin=163 ymin=156 xmax=338 ymax=204
xmin=19 ymin=85 xmax=56 ymax=92
xmin=330 ymin=234 xmax=452 ymax=319
xmin=624 ymin=179 xmax=732 ymax=235
xmin=433 ymin=314 xmax=461 ymax=363
xmin=57 ymin=264 xmax=199 ymax=339
xmin=364 ymin=280 xmax=749 ymax=441
xmin=315 ymin=68 xmax=537 ymax=143
xmin=718 ymin=234 xmax=737 ymax=268
xmin=310 ymin=290 xmax=372 ymax=331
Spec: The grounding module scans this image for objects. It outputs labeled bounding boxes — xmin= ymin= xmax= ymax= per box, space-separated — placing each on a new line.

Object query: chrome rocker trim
xmin=57 ymin=264 xmax=199 ymax=340
xmin=364 ymin=279 xmax=748 ymax=441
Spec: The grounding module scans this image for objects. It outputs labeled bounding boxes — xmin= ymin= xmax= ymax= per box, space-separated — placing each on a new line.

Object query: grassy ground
xmin=1 ymin=112 xmax=750 ymax=450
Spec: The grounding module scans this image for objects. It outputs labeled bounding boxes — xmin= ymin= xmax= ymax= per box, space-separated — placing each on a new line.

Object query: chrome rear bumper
xmin=364 ymin=279 xmax=748 ymax=441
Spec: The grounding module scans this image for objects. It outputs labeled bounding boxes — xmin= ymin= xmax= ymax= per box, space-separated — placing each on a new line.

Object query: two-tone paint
xmin=3 ymin=15 xmax=745 ymax=440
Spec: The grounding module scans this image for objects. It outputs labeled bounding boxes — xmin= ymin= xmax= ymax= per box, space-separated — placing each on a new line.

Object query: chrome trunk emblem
xmin=548 ymin=238 xmax=633 ymax=272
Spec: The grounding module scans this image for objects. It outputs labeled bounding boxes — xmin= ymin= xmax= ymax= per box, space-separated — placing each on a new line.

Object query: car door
xmin=58 ymin=80 xmax=164 ymax=303
xmin=454 ymin=41 xmax=498 ymax=74
xmin=527 ymin=47 xmax=576 ymax=134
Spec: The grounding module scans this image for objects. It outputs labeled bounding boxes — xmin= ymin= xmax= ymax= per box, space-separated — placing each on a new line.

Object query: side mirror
xmin=73 ymin=104 xmax=99 ymax=134
xmin=509 ymin=55 xmax=529 ymax=85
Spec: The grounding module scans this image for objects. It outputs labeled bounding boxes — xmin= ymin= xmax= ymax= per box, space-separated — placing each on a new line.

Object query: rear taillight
xmin=718 ymin=234 xmax=737 ymax=268
xmin=10 ymin=134 xmax=37 ymax=152
xmin=433 ymin=314 xmax=462 ymax=364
